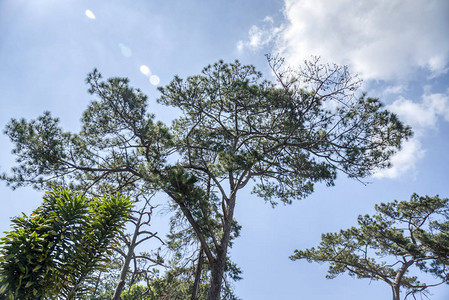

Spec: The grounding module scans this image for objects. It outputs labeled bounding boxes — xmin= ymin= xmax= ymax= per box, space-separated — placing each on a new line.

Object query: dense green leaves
xmin=291 ymin=194 xmax=449 ymax=299
xmin=0 ymin=188 xmax=132 ymax=299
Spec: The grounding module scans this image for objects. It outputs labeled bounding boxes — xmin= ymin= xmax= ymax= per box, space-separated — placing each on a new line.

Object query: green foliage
xmin=157 ymin=58 xmax=411 ymax=298
xmin=142 ymin=270 xmax=209 ymax=300
xmin=91 ymin=263 xmax=211 ymax=300
xmin=158 ymin=59 xmax=412 ymax=205
xmin=0 ymin=187 xmax=132 ymax=299
xmin=1 ymin=69 xmax=172 ymax=196
xmin=116 ymin=265 xmax=238 ymax=300
xmin=111 ymin=274 xmax=208 ymax=300
xmin=1 ymin=58 xmax=412 ymax=299
xmin=291 ymin=194 xmax=449 ymax=299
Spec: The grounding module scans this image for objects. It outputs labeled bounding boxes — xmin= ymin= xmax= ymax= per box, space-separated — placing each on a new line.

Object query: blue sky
xmin=0 ymin=0 xmax=448 ymax=299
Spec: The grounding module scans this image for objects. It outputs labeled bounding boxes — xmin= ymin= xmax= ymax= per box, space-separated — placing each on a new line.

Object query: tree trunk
xmin=206 ymin=192 xmax=237 ymax=300
xmin=111 ymin=243 xmax=136 ymax=300
xmin=111 ymin=214 xmax=142 ymax=300
xmin=206 ymin=248 xmax=227 ymax=300
xmin=392 ymin=284 xmax=400 ymax=300
xmin=191 ymin=248 xmax=204 ymax=300
xmin=391 ymin=259 xmax=413 ymax=300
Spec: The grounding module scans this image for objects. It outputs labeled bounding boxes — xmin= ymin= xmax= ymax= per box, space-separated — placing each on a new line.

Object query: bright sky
xmin=0 ymin=0 xmax=448 ymax=299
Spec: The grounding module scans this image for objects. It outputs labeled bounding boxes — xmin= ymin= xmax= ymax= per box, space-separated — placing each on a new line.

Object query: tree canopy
xmin=1 ymin=57 xmax=412 ymax=299
xmin=156 ymin=57 xmax=412 ymax=298
xmin=291 ymin=193 xmax=449 ymax=300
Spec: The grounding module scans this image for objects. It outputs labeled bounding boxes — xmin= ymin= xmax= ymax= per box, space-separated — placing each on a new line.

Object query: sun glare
xmin=150 ymin=75 xmax=160 ymax=85
xmin=140 ymin=65 xmax=151 ymax=75
xmin=118 ymin=43 xmax=132 ymax=57
xmin=85 ymin=9 xmax=96 ymax=19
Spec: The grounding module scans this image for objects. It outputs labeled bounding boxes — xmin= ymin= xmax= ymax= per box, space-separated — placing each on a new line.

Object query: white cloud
xmin=388 ymin=92 xmax=449 ymax=129
xmin=236 ymin=40 xmax=245 ymax=52
xmin=383 ymin=85 xmax=406 ymax=95
xmin=373 ymin=137 xmax=425 ymax=179
xmin=238 ymin=0 xmax=449 ymax=79
xmin=273 ymin=0 xmax=449 ymax=81
xmin=374 ymin=90 xmax=449 ymax=178
xmin=423 ymin=92 xmax=449 ymax=122
xmin=238 ymin=0 xmax=449 ymax=179
xmin=237 ymin=17 xmax=283 ymax=52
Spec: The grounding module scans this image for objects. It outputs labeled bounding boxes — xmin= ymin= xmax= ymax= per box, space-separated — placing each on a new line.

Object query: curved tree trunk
xmin=392 ymin=284 xmax=400 ymax=300
xmin=391 ymin=259 xmax=414 ymax=300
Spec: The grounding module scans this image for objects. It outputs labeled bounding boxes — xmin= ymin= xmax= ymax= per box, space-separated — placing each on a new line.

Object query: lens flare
xmin=150 ymin=75 xmax=160 ymax=85
xmin=140 ymin=65 xmax=151 ymax=75
xmin=118 ymin=43 xmax=132 ymax=57
xmin=85 ymin=9 xmax=96 ymax=19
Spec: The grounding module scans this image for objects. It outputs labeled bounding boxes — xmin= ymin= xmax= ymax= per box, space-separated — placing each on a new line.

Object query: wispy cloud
xmin=374 ymin=89 xmax=449 ymax=178
xmin=383 ymin=85 xmax=406 ymax=95
xmin=388 ymin=92 xmax=449 ymax=129
xmin=373 ymin=137 xmax=425 ymax=179
xmin=237 ymin=17 xmax=282 ymax=52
